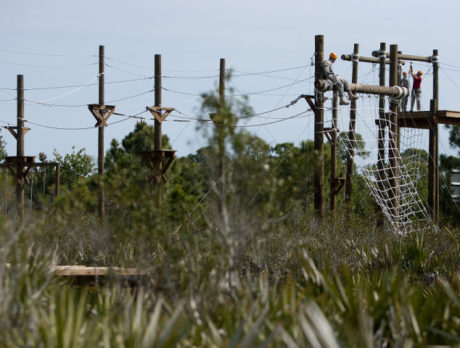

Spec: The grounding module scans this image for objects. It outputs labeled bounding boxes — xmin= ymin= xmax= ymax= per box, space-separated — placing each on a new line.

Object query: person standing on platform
xmin=400 ymin=71 xmax=410 ymax=112
xmin=322 ymin=52 xmax=359 ymax=105
xmin=409 ymin=65 xmax=423 ymax=112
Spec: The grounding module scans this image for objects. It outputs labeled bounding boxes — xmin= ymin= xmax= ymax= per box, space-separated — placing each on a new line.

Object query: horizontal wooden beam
xmin=315 ymin=80 xmax=409 ymax=98
xmin=372 ymin=51 xmax=433 ymax=63
xmin=52 ymin=265 xmax=150 ymax=277
xmin=5 ymin=264 xmax=151 ymax=286
xmin=341 ymin=54 xmax=405 ymax=65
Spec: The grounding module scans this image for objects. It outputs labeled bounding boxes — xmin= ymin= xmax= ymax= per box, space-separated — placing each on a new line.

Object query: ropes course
xmin=1 ymin=39 xmax=460 ymax=231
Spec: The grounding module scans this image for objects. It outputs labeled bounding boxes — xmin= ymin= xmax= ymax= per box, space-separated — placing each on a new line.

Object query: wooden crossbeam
xmin=140 ymin=150 xmax=176 ymax=183
xmin=7 ymin=126 xmax=30 ymax=140
xmin=341 ymin=54 xmax=405 ymax=65
xmin=1 ymin=158 xmax=59 ymax=193
xmin=323 ymin=127 xmax=336 ymax=145
xmin=88 ymin=104 xmax=115 ymax=127
xmin=331 ymin=177 xmax=346 ymax=196
xmin=146 ymin=106 xmax=174 ymax=123
xmin=298 ymin=94 xmax=316 ymax=112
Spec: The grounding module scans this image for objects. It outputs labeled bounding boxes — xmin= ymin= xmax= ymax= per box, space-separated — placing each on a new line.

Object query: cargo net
xmin=333 ymin=95 xmax=432 ymax=234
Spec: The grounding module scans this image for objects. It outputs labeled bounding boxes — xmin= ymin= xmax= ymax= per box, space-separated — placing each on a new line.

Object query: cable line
xmin=230 ymin=76 xmax=314 ymax=96
xmin=0 ymin=59 xmax=97 ymax=69
xmin=106 ymin=89 xmax=154 ymax=103
xmin=105 ymin=56 xmax=153 ymax=70
xmin=0 ymin=48 xmax=95 ymax=57
xmin=236 ymin=111 xmax=311 ymax=128
xmin=105 ymin=64 xmax=153 ymax=78
xmin=24 ymin=119 xmax=95 ymax=131
xmin=27 ymin=76 xmax=99 ymax=103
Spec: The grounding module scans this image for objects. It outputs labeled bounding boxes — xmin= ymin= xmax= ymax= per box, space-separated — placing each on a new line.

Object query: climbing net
xmin=333 ymin=95 xmax=432 ymax=234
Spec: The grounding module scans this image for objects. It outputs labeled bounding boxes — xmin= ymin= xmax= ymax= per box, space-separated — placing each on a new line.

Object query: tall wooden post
xmin=345 ymin=43 xmax=359 ymax=205
xmin=377 ymin=43 xmax=387 ymax=225
xmin=154 ymin=54 xmax=163 ymax=208
xmin=16 ymin=75 xmax=24 ymax=220
xmin=217 ymin=58 xmax=226 ymax=214
xmin=428 ymin=50 xmax=439 ymax=222
xmin=314 ymin=35 xmax=325 ymax=219
xmin=330 ymin=88 xmax=338 ymax=211
xmin=154 ymin=55 xmax=162 ymax=152
xmin=389 ymin=44 xmax=400 ymax=229
xmin=97 ymin=45 xmax=105 ymax=221
xmin=55 ymin=163 xmax=60 ymax=197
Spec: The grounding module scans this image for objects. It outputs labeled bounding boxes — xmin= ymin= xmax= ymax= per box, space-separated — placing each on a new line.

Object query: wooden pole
xmin=433 ymin=49 xmax=439 ymax=221
xmin=154 ymin=54 xmax=162 ymax=208
xmin=314 ymin=35 xmax=325 ymax=219
xmin=345 ymin=43 xmax=359 ymax=205
xmin=428 ymin=99 xmax=438 ymax=221
xmin=330 ymin=88 xmax=338 ymax=211
xmin=377 ymin=43 xmax=387 ymax=226
xmin=389 ymin=44 xmax=400 ymax=230
xmin=217 ymin=58 xmax=225 ymax=215
xmin=16 ymin=75 xmax=24 ymax=220
xmin=55 ymin=163 xmax=60 ymax=197
xmin=428 ymin=49 xmax=439 ymax=222
xmin=154 ymin=54 xmax=162 ymax=151
xmin=97 ymin=45 xmax=105 ymax=221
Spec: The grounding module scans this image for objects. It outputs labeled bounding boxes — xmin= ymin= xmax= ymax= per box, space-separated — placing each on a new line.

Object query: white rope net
xmin=333 ymin=95 xmax=432 ymax=234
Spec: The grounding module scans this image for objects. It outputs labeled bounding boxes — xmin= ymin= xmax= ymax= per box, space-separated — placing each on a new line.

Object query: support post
xmin=377 ymin=43 xmax=387 ymax=226
xmin=428 ymin=98 xmax=439 ymax=222
xmin=345 ymin=43 xmax=359 ymax=205
xmin=55 ymin=163 xmax=60 ymax=197
xmin=330 ymin=88 xmax=338 ymax=211
xmin=389 ymin=44 xmax=400 ymax=230
xmin=154 ymin=54 xmax=162 ymax=151
xmin=154 ymin=54 xmax=162 ymax=208
xmin=16 ymin=75 xmax=24 ymax=220
xmin=314 ymin=35 xmax=325 ymax=219
xmin=429 ymin=49 xmax=439 ymax=222
xmin=217 ymin=58 xmax=226 ymax=215
xmin=97 ymin=45 xmax=105 ymax=221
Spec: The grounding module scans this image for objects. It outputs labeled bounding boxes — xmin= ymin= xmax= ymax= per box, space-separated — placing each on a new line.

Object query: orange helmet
xmin=417 ymin=70 xmax=423 ymax=76
xmin=403 ymin=71 xmax=407 ymax=76
xmin=329 ymin=52 xmax=338 ymax=60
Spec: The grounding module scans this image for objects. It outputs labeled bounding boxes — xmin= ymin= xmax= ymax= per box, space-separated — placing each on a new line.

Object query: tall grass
xmin=1 ymin=201 xmax=459 ymax=346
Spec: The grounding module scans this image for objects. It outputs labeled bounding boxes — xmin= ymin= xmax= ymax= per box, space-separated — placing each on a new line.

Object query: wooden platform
xmin=51 ymin=265 xmax=150 ymax=277
xmin=397 ymin=110 xmax=460 ymax=129
xmin=5 ymin=264 xmax=152 ymax=287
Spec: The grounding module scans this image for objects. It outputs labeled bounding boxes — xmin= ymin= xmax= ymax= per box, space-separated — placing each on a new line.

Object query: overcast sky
xmin=1 ymin=0 xmax=459 ymax=162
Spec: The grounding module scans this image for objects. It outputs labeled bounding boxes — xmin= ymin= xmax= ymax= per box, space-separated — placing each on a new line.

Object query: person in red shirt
xmin=409 ymin=65 xmax=423 ymax=112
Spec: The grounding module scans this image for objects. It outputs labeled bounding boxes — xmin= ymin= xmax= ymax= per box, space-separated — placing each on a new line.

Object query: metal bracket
xmin=146 ymin=106 xmax=174 ymax=123
xmin=88 ymin=104 xmax=115 ymax=127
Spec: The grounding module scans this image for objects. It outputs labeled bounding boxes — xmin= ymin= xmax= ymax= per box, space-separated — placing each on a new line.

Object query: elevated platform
xmin=397 ymin=110 xmax=460 ymax=129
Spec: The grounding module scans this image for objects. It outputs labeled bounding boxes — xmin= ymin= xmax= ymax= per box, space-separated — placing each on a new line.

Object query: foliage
xmin=0 ymin=77 xmax=460 ymax=346
xmin=53 ymin=147 xmax=94 ymax=190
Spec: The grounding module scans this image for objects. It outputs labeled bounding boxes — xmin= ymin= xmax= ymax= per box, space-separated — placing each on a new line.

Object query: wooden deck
xmin=397 ymin=110 xmax=460 ymax=129
xmin=5 ymin=264 xmax=152 ymax=286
